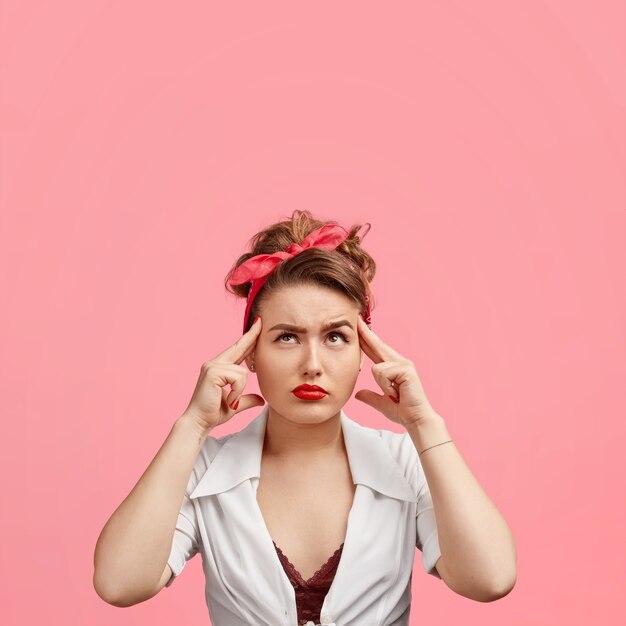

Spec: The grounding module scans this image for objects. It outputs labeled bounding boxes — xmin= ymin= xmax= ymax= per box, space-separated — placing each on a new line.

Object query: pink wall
xmin=1 ymin=2 xmax=624 ymax=624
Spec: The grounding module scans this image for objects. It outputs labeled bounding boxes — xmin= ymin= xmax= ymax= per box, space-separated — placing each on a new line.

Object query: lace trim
xmin=273 ymin=540 xmax=344 ymax=587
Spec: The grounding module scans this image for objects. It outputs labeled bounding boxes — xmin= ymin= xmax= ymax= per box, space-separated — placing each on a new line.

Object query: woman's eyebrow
xmin=269 ymin=320 xmax=354 ymax=333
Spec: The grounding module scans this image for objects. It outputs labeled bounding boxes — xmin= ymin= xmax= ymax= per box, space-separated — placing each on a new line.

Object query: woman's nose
xmin=301 ymin=344 xmax=323 ymax=376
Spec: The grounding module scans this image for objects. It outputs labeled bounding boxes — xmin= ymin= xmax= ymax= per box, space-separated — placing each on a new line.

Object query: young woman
xmin=93 ymin=210 xmax=517 ymax=625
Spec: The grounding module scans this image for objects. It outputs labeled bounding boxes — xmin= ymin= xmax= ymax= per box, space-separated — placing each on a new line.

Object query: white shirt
xmin=166 ymin=403 xmax=442 ymax=626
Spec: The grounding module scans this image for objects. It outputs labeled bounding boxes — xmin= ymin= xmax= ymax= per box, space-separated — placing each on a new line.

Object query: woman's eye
xmin=276 ymin=332 xmax=296 ymax=343
xmin=275 ymin=331 xmax=349 ymax=344
xmin=327 ymin=331 xmax=348 ymax=344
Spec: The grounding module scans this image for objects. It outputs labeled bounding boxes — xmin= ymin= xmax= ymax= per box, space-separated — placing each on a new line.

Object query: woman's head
xmin=224 ymin=210 xmax=377 ymax=423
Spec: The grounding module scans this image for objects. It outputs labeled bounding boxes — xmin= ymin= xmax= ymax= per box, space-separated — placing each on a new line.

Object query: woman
xmin=93 ymin=210 xmax=517 ymax=625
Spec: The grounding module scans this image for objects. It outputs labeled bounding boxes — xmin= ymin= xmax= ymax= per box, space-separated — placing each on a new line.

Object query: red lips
xmin=292 ymin=384 xmax=328 ymax=393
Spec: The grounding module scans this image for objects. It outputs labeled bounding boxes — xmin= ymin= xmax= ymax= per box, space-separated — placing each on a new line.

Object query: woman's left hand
xmin=354 ymin=314 xmax=437 ymax=427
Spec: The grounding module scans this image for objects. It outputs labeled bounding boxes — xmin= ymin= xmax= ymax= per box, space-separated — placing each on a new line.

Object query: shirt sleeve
xmin=415 ymin=464 xmax=442 ymax=579
xmin=165 ymin=489 xmax=201 ymax=588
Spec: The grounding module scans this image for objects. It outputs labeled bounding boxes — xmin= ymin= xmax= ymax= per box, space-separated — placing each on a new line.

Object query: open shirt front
xmin=166 ymin=403 xmax=442 ymax=626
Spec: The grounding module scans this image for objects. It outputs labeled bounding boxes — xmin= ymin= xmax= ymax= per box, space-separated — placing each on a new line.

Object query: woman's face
xmin=247 ymin=284 xmax=364 ymax=423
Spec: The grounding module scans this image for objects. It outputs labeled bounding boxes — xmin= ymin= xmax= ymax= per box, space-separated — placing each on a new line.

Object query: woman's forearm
xmin=93 ymin=416 xmax=210 ymax=606
xmin=405 ymin=409 xmax=517 ymax=601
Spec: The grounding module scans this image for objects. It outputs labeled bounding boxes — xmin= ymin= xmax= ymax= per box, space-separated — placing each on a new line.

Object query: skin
xmin=244 ymin=283 xmax=364 ymax=461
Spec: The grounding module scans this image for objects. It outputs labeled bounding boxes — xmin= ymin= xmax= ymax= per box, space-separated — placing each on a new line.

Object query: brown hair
xmin=224 ymin=210 xmax=377 ymax=333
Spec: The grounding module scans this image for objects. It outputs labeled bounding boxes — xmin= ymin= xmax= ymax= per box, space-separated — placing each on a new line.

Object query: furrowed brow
xmin=269 ymin=319 xmax=354 ymax=333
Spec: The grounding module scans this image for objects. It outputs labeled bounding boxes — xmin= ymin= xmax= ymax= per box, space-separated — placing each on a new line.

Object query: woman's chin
xmin=268 ymin=399 xmax=342 ymax=422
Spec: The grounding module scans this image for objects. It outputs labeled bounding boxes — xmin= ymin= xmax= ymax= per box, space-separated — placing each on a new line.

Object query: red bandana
xmin=228 ymin=222 xmax=372 ymax=333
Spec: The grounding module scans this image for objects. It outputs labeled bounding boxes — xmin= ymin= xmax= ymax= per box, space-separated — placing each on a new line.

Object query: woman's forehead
xmin=261 ymin=285 xmax=358 ymax=318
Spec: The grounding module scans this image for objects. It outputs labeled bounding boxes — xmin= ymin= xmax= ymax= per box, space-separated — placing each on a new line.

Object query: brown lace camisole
xmin=272 ymin=540 xmax=344 ymax=626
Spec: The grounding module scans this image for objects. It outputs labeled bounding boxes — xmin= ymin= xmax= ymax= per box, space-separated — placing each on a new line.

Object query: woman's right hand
xmin=180 ymin=316 xmax=265 ymax=435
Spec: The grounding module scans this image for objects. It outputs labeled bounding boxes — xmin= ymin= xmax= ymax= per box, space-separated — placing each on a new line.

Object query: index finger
xmin=357 ymin=315 xmax=403 ymax=364
xmin=215 ymin=316 xmax=263 ymax=365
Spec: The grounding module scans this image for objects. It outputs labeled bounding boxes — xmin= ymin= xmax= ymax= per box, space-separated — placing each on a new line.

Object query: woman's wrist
xmin=403 ymin=410 xmax=453 ymax=456
xmin=175 ymin=412 xmax=214 ymax=445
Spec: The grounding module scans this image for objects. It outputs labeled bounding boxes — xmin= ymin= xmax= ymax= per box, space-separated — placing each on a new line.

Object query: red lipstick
xmin=292 ymin=384 xmax=328 ymax=400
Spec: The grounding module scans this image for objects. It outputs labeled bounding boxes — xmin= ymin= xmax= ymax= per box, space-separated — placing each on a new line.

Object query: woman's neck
xmin=262 ymin=406 xmax=345 ymax=461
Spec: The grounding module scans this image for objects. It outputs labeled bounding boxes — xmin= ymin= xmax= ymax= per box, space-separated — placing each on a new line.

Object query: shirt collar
xmin=189 ymin=404 xmax=415 ymax=502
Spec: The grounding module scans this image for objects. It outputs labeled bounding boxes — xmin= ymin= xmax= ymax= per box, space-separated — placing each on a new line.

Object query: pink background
xmin=1 ymin=2 xmax=624 ymax=625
